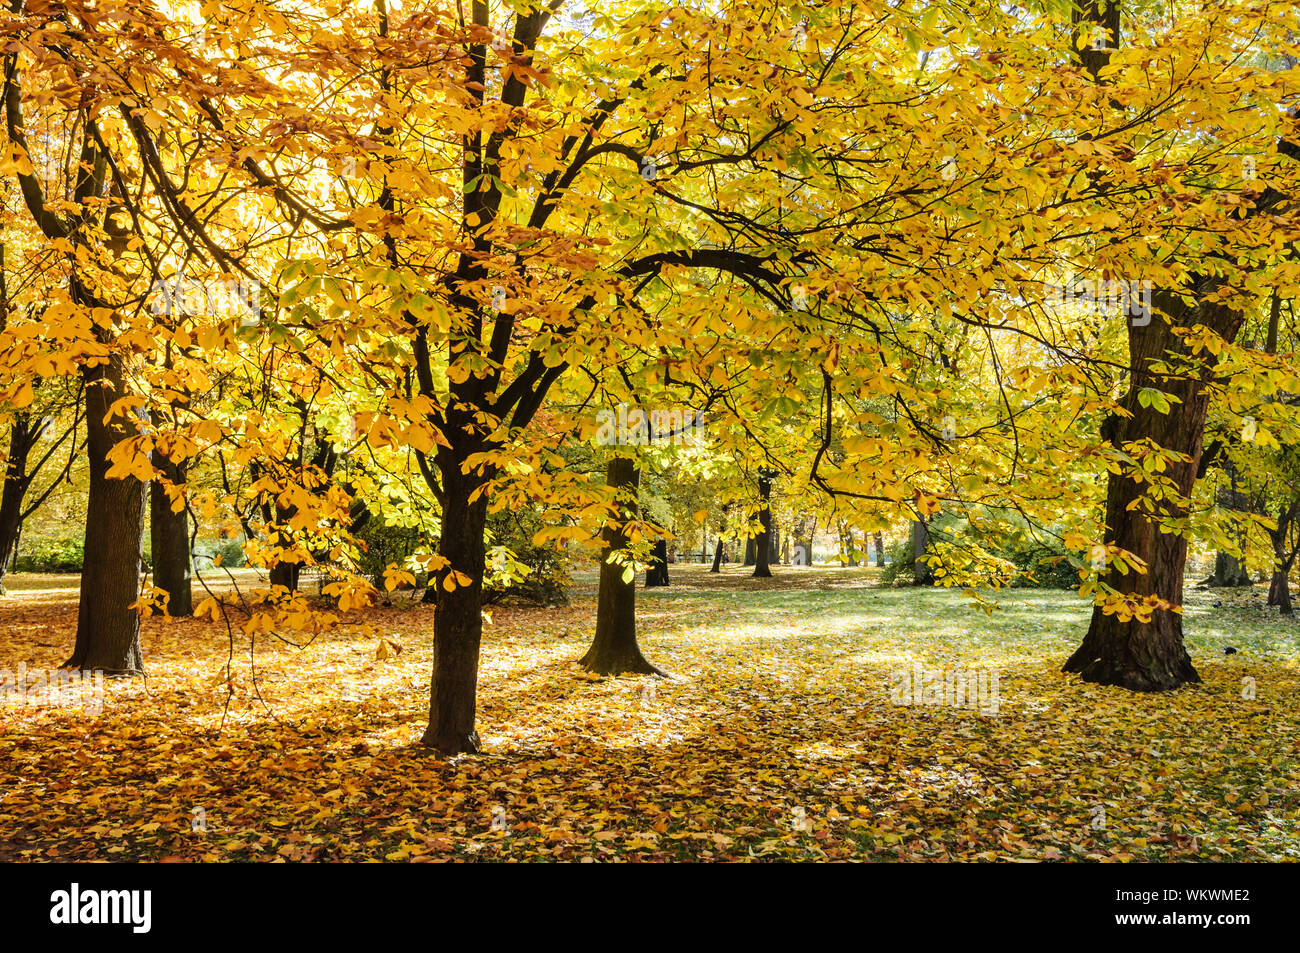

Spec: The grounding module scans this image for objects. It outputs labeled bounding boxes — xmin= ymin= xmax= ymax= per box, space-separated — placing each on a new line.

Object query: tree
xmin=1062 ymin=2 xmax=1300 ymax=689
xmin=13 ymin=0 xmax=1295 ymax=746
xmin=1202 ymin=456 xmax=1252 ymax=588
xmin=580 ymin=455 xmax=663 ymax=675
xmin=645 ymin=538 xmax=670 ymax=587
xmin=753 ymin=467 xmax=775 ymax=578
xmin=709 ymin=507 xmax=727 ymax=573
xmin=0 ymin=243 xmax=84 ymax=592
xmin=150 ymin=448 xmax=192 ymax=616
xmin=0 ymin=379 xmax=82 ymax=594
xmin=1266 ymin=500 xmax=1298 ymax=616
xmin=3 ymin=52 xmax=150 ymax=672
xmin=911 ymin=519 xmax=933 ymax=586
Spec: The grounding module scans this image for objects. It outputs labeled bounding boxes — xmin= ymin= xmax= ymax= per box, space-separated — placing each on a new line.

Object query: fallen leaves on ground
xmin=1 ymin=566 xmax=1297 ymax=862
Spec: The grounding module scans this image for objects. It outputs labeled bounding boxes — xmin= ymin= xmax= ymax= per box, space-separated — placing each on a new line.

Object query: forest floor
xmin=1 ymin=565 xmax=1297 ymax=862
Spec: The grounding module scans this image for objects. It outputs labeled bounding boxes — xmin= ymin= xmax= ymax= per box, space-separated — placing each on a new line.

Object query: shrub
xmin=203 ymin=538 xmax=248 ymax=570
xmin=188 ymin=537 xmax=248 ymax=571
xmin=999 ymin=539 xmax=1079 ymax=589
xmin=883 ymin=513 xmax=1080 ymax=590
xmin=355 ymin=518 xmax=421 ymax=589
xmin=13 ymin=536 xmax=85 ymax=573
xmin=483 ymin=508 xmax=573 ymax=606
xmin=879 ymin=538 xmax=915 ymax=586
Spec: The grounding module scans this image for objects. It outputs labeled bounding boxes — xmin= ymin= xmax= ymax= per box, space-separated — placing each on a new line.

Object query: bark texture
xmin=1266 ymin=501 xmax=1297 ymax=616
xmin=709 ymin=537 xmax=724 ymax=572
xmin=420 ymin=450 xmax=489 ymax=754
xmin=65 ymin=356 xmax=146 ymax=674
xmin=1064 ymin=287 xmax=1244 ymax=689
xmin=1204 ymin=461 xmax=1251 ymax=588
xmin=0 ymin=415 xmax=38 ymax=593
xmin=150 ymin=450 xmax=192 ymax=615
xmin=1205 ymin=550 xmax=1252 ymax=588
xmin=753 ymin=470 xmax=774 ymax=578
xmin=912 ymin=520 xmax=933 ymax=586
xmin=581 ymin=457 xmax=663 ymax=676
xmin=645 ymin=537 xmax=670 ymax=587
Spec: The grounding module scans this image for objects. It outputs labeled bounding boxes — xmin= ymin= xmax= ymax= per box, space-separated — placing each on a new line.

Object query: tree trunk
xmin=0 ymin=416 xmax=36 ymax=594
xmin=581 ymin=456 xmax=662 ymax=675
xmin=753 ymin=471 xmax=773 ymax=578
xmin=65 ymin=357 xmax=146 ymax=674
xmin=1204 ymin=461 xmax=1251 ymax=587
xmin=420 ymin=455 xmax=489 ymax=755
xmin=873 ymin=531 xmax=885 ymax=568
xmin=645 ymin=537 xmax=670 ymax=587
xmin=709 ymin=510 xmax=726 ymax=572
xmin=743 ymin=536 xmax=755 ymax=566
xmin=1064 ymin=513 xmax=1201 ymax=690
xmin=1205 ymin=550 xmax=1252 ymax=588
xmin=709 ymin=541 xmax=724 ymax=572
xmin=421 ymin=574 xmax=439 ymax=602
xmin=912 ymin=520 xmax=933 ymax=585
xmin=1268 ymin=567 xmax=1293 ymax=615
xmin=269 ymin=560 xmax=301 ymax=592
xmin=264 ymin=496 xmax=304 ymax=593
xmin=1266 ymin=505 xmax=1296 ymax=616
xmin=149 ymin=451 xmax=192 ymax=615
xmin=1064 ymin=288 xmax=1243 ymax=689
xmin=1267 ymin=569 xmax=1283 ymax=606
xmin=1278 ymin=577 xmax=1294 ymax=616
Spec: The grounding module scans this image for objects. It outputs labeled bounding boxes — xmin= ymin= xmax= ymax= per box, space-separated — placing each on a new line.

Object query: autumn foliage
xmin=0 ymin=0 xmax=1298 ymax=861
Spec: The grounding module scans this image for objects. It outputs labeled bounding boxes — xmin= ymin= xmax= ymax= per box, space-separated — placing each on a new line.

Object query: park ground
xmin=0 ymin=565 xmax=1297 ymax=862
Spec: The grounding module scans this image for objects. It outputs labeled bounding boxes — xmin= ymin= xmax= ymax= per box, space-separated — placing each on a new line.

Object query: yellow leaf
xmin=10 ymin=380 xmax=34 ymax=409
